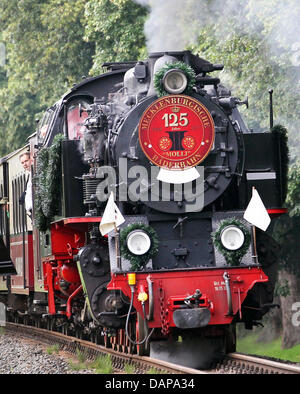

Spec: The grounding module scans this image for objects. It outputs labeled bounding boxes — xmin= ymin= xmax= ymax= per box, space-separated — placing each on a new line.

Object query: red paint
xmin=67 ymin=105 xmax=88 ymax=140
xmin=267 ymin=208 xmax=287 ymax=216
xmin=61 ymin=263 xmax=80 ymax=283
xmin=108 ymin=266 xmax=268 ymax=332
xmin=44 ymin=261 xmax=56 ymax=314
xmin=10 ymin=233 xmax=34 ymax=292
xmin=66 ymin=285 xmax=83 ymax=319
xmin=42 ymin=217 xmax=93 ymax=315
xmin=139 ymin=95 xmax=215 ymax=170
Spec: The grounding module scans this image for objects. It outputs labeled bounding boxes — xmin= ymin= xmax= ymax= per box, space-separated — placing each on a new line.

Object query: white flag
xmin=243 ymin=188 xmax=271 ymax=231
xmin=99 ymin=192 xmax=125 ymax=236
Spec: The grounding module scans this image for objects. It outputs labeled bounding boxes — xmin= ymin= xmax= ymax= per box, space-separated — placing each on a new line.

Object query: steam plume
xmin=134 ymin=0 xmax=300 ymax=158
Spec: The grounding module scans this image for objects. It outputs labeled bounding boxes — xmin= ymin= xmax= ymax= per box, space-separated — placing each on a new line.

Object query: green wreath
xmin=120 ymin=223 xmax=159 ymax=271
xmin=34 ymin=134 xmax=65 ymax=231
xmin=211 ymin=219 xmax=251 ymax=266
xmin=154 ymin=61 xmax=196 ymax=97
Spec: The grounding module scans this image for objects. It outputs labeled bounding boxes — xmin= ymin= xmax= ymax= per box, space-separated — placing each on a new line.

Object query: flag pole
xmin=251 ymin=187 xmax=259 ymax=264
xmin=114 ymin=222 xmax=122 ymax=271
xmin=99 ymin=191 xmax=125 ymax=271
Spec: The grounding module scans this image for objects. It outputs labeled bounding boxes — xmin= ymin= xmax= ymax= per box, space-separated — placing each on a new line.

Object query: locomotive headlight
xmin=126 ymin=230 xmax=151 ymax=255
xmin=162 ymin=69 xmax=188 ymax=94
xmin=220 ymin=226 xmax=245 ymax=251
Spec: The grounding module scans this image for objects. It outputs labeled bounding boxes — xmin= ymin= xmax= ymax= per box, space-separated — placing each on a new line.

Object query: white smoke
xmin=134 ymin=0 xmax=300 ymax=71
xmin=134 ymin=0 xmax=217 ymax=52
xmin=134 ymin=0 xmax=300 ymax=157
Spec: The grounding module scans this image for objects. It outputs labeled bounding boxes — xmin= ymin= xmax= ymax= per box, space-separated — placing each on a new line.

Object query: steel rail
xmin=4 ymin=322 xmax=300 ymax=374
xmin=4 ymin=322 xmax=207 ymax=374
xmin=223 ymin=352 xmax=300 ymax=374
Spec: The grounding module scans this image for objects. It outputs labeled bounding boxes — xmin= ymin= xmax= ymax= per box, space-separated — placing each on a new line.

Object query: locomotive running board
xmin=0 ymin=236 xmax=16 ymax=275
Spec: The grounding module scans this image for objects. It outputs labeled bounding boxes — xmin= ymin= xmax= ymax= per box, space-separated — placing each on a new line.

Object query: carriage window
xmin=12 ymin=179 xmax=16 ymax=234
xmin=17 ymin=177 xmax=21 ymax=234
xmin=19 ymin=175 xmax=27 ymax=233
xmin=23 ymin=174 xmax=27 ymax=231
xmin=0 ymin=184 xmax=3 ymax=235
xmin=11 ymin=175 xmax=27 ymax=235
xmin=67 ymin=99 xmax=90 ymax=140
xmin=38 ymin=106 xmax=56 ymax=141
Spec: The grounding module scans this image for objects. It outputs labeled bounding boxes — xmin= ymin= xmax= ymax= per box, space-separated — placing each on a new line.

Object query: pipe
xmin=66 ymin=285 xmax=83 ymax=319
xmin=269 ymin=89 xmax=274 ymax=129
xmin=146 ymin=275 xmax=154 ymax=321
xmin=223 ymin=272 xmax=233 ymax=316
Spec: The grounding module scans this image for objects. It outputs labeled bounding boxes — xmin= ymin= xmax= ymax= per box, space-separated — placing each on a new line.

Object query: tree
xmin=0 ymin=0 xmax=148 ymax=155
xmin=84 ymin=0 xmax=147 ymax=75
xmin=0 ymin=0 xmax=94 ymax=155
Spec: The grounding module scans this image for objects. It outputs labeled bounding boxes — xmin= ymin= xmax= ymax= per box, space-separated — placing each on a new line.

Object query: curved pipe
xmin=146 ymin=275 xmax=154 ymax=321
xmin=223 ymin=272 xmax=233 ymax=316
xmin=66 ymin=285 xmax=83 ymax=319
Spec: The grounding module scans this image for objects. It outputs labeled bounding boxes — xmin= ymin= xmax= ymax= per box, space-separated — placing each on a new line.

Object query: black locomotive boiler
xmin=0 ymin=50 xmax=286 ymax=368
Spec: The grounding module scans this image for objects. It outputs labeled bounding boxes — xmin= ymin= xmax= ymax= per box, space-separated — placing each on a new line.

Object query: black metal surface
xmin=114 ymin=93 xmax=239 ymax=214
xmin=150 ymin=216 xmax=213 ymax=269
xmin=241 ymin=132 xmax=285 ymax=208
xmin=77 ymin=242 xmax=127 ymax=327
xmin=0 ymin=236 xmax=16 ymax=275
xmin=61 ymin=140 xmax=90 ymax=217
xmin=173 ymin=308 xmax=211 ymax=329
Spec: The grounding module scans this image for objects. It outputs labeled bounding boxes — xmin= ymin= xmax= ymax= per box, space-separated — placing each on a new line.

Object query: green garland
xmin=211 ymin=219 xmax=251 ymax=266
xmin=120 ymin=223 xmax=159 ymax=271
xmin=34 ymin=134 xmax=65 ymax=231
xmin=154 ymin=61 xmax=196 ymax=97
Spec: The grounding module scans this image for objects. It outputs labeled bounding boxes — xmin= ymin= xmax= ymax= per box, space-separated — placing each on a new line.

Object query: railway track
xmin=4 ymin=322 xmax=206 ymax=374
xmin=3 ymin=322 xmax=300 ymax=374
xmin=217 ymin=353 xmax=300 ymax=374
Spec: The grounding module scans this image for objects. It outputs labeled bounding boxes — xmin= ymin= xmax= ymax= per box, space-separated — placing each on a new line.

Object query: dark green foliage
xmin=271 ymin=161 xmax=300 ymax=277
xmin=0 ymin=0 xmax=148 ymax=156
xmin=272 ymin=214 xmax=300 ymax=277
xmin=120 ymin=223 xmax=159 ymax=271
xmin=0 ymin=0 xmax=94 ymax=156
xmin=212 ymin=219 xmax=251 ymax=266
xmin=34 ymin=134 xmax=64 ymax=231
xmin=285 ymin=164 xmax=300 ymax=216
xmin=84 ymin=0 xmax=147 ymax=75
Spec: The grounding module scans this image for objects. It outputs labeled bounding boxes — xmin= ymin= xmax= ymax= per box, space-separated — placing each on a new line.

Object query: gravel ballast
xmin=0 ymin=329 xmax=95 ymax=374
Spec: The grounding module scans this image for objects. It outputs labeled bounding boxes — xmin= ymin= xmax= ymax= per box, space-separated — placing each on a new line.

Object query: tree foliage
xmin=84 ymin=0 xmax=147 ymax=75
xmin=0 ymin=0 xmax=94 ymax=156
xmin=0 ymin=0 xmax=148 ymax=156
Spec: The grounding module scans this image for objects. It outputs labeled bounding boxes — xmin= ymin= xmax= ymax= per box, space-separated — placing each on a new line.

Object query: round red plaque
xmin=139 ymin=95 xmax=215 ymax=170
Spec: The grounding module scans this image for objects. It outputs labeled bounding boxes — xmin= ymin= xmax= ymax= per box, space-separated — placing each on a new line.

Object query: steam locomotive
xmin=0 ymin=50 xmax=287 ymax=368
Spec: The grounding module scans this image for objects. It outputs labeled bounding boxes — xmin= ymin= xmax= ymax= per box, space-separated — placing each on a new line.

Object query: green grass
xmin=46 ymin=344 xmax=60 ymax=355
xmin=124 ymin=363 xmax=135 ymax=374
xmin=237 ymin=334 xmax=300 ymax=363
xmin=90 ymin=354 xmax=114 ymax=374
